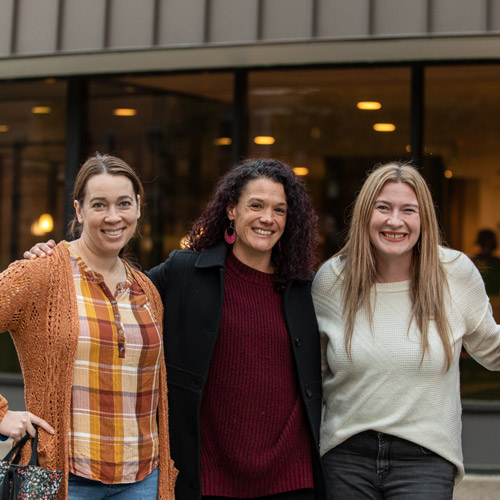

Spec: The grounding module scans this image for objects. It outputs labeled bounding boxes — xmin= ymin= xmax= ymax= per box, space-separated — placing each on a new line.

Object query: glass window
xmin=0 ymin=78 xmax=67 ymax=372
xmin=87 ymin=72 xmax=234 ymax=270
xmin=425 ymin=65 xmax=500 ymax=401
xmin=248 ymin=67 xmax=412 ymax=262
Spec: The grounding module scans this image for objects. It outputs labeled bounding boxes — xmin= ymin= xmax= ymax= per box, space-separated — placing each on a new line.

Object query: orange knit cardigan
xmin=0 ymin=242 xmax=177 ymax=499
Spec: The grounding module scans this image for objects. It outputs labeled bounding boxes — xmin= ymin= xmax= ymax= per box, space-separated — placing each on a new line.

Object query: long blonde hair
xmin=339 ymin=162 xmax=452 ymax=370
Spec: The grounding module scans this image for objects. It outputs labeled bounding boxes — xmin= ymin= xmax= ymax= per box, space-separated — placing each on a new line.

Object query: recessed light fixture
xmin=32 ymin=106 xmax=51 ymax=114
xmin=357 ymin=101 xmax=382 ymax=110
xmin=113 ymin=108 xmax=137 ymax=117
xmin=373 ymin=123 xmax=396 ymax=132
xmin=254 ymin=136 xmax=275 ymax=145
xmin=293 ymin=167 xmax=309 ymax=176
xmin=214 ymin=137 xmax=232 ymax=146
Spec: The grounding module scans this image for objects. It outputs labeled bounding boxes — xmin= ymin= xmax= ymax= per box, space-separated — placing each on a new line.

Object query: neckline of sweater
xmin=226 ymin=250 xmax=275 ymax=288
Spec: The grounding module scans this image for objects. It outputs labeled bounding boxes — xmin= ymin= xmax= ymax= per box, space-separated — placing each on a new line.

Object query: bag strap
xmin=1 ymin=424 xmax=39 ymax=466
xmin=28 ymin=425 xmax=39 ymax=466
xmin=1 ymin=432 xmax=30 ymax=465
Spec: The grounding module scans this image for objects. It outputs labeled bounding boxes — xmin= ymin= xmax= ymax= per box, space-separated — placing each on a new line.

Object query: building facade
xmin=1 ymin=0 xmax=500 ymax=472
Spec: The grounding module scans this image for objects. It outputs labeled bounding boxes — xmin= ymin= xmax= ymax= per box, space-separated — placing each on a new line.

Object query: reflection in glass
xmin=87 ymin=73 xmax=234 ymax=270
xmin=248 ymin=67 xmax=412 ymax=261
xmin=425 ymin=65 xmax=500 ymax=401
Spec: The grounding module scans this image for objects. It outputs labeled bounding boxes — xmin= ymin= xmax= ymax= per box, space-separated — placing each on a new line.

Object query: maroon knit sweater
xmin=199 ymin=251 xmax=314 ymax=497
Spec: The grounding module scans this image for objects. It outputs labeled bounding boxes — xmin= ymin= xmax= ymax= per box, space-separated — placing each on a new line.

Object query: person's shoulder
xmin=313 ymin=255 xmax=343 ymax=292
xmin=316 ymin=255 xmax=343 ymax=279
xmin=439 ymin=245 xmax=481 ymax=282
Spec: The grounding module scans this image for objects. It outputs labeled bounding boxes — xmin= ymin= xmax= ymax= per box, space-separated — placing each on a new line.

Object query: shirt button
xmin=119 ymin=345 xmax=125 ymax=353
xmin=306 ymin=389 xmax=312 ymax=398
xmin=294 ymin=338 xmax=302 ymax=347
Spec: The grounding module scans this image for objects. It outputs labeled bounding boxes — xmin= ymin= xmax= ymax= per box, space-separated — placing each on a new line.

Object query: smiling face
xmin=369 ymin=181 xmax=421 ymax=270
xmin=226 ymin=177 xmax=287 ymax=272
xmin=75 ymin=173 xmax=140 ymax=258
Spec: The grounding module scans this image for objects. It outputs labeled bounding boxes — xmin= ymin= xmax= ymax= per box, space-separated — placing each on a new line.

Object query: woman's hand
xmin=0 ymin=410 xmax=55 ymax=443
xmin=23 ymin=240 xmax=56 ymax=260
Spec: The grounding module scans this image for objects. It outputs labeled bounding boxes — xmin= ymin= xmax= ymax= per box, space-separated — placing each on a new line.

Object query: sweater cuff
xmin=0 ymin=396 xmax=7 ymax=441
xmin=0 ymin=395 xmax=8 ymax=422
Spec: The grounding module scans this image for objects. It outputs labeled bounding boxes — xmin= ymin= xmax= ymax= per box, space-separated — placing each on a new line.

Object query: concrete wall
xmin=1 ymin=0 xmax=500 ymax=80
xmin=1 ymin=0 xmax=498 ymax=58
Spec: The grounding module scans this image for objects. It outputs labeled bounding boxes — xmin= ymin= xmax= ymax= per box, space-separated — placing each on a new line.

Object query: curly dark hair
xmin=184 ymin=158 xmax=318 ymax=290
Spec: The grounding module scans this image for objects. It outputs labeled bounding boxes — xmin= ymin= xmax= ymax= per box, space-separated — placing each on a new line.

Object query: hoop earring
xmin=224 ymin=220 xmax=236 ymax=245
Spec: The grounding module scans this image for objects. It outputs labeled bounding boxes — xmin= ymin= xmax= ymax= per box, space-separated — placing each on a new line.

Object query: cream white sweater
xmin=312 ymin=247 xmax=500 ymax=482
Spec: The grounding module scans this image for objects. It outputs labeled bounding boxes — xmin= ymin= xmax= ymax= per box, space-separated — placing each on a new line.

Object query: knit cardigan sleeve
xmin=0 ymin=257 xmax=48 ymax=334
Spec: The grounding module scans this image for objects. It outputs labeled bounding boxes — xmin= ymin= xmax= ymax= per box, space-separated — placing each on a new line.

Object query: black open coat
xmin=147 ymin=243 xmax=325 ymax=500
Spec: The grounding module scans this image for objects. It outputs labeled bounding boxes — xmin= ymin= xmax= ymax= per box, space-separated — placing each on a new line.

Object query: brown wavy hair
xmin=339 ymin=161 xmax=452 ymax=370
xmin=184 ymin=158 xmax=318 ymax=290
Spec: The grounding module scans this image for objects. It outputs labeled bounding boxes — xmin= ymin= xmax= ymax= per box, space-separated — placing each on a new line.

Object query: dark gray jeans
xmin=322 ymin=431 xmax=455 ymax=500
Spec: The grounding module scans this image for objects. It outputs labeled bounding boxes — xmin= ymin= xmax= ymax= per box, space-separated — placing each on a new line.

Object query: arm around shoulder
xmin=146 ymin=250 xmax=180 ymax=296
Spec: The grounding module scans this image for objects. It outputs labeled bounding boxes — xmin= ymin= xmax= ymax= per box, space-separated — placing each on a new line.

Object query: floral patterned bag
xmin=0 ymin=426 xmax=62 ymax=500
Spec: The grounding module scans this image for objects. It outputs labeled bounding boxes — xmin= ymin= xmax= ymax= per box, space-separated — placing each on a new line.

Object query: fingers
xmin=36 ymin=242 xmax=55 ymax=256
xmin=29 ymin=413 xmax=55 ymax=436
xmin=0 ymin=410 xmax=54 ymax=443
xmin=23 ymin=241 xmax=54 ymax=260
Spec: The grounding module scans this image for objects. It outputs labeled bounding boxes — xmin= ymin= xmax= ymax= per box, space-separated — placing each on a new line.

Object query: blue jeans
xmin=322 ymin=431 xmax=455 ymax=500
xmin=68 ymin=467 xmax=158 ymax=500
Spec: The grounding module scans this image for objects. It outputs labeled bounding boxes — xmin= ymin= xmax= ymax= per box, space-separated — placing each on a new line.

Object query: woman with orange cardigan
xmin=0 ymin=154 xmax=177 ymax=500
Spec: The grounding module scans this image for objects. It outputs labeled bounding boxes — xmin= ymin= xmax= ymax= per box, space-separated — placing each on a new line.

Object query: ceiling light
xmin=357 ymin=101 xmax=382 ymax=110
xmin=254 ymin=136 xmax=275 ymax=145
xmin=113 ymin=108 xmax=137 ymax=117
xmin=373 ymin=123 xmax=396 ymax=132
xmin=444 ymin=169 xmax=453 ymax=179
xmin=293 ymin=167 xmax=309 ymax=176
xmin=32 ymin=106 xmax=51 ymax=114
xmin=214 ymin=137 xmax=232 ymax=146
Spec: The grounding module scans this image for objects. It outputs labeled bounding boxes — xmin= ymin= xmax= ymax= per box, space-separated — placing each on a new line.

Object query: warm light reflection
xmin=0 ymin=125 xmax=9 ymax=132
xmin=30 ymin=213 xmax=54 ymax=235
xmin=444 ymin=169 xmax=453 ymax=179
xmin=406 ymin=145 xmax=411 ymax=152
xmin=32 ymin=106 xmax=51 ymax=114
xmin=373 ymin=123 xmax=396 ymax=132
xmin=113 ymin=108 xmax=137 ymax=117
xmin=44 ymin=78 xmax=56 ymax=84
xmin=214 ymin=137 xmax=232 ymax=146
xmin=254 ymin=136 xmax=275 ymax=145
xmin=293 ymin=167 xmax=309 ymax=176
xmin=310 ymin=127 xmax=321 ymax=139
xmin=357 ymin=101 xmax=382 ymax=110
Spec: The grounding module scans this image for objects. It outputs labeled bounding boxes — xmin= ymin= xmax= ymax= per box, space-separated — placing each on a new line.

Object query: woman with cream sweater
xmin=313 ymin=162 xmax=500 ymax=500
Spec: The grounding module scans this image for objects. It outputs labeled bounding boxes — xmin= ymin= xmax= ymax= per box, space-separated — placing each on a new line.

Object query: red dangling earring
xmin=224 ymin=220 xmax=236 ymax=244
